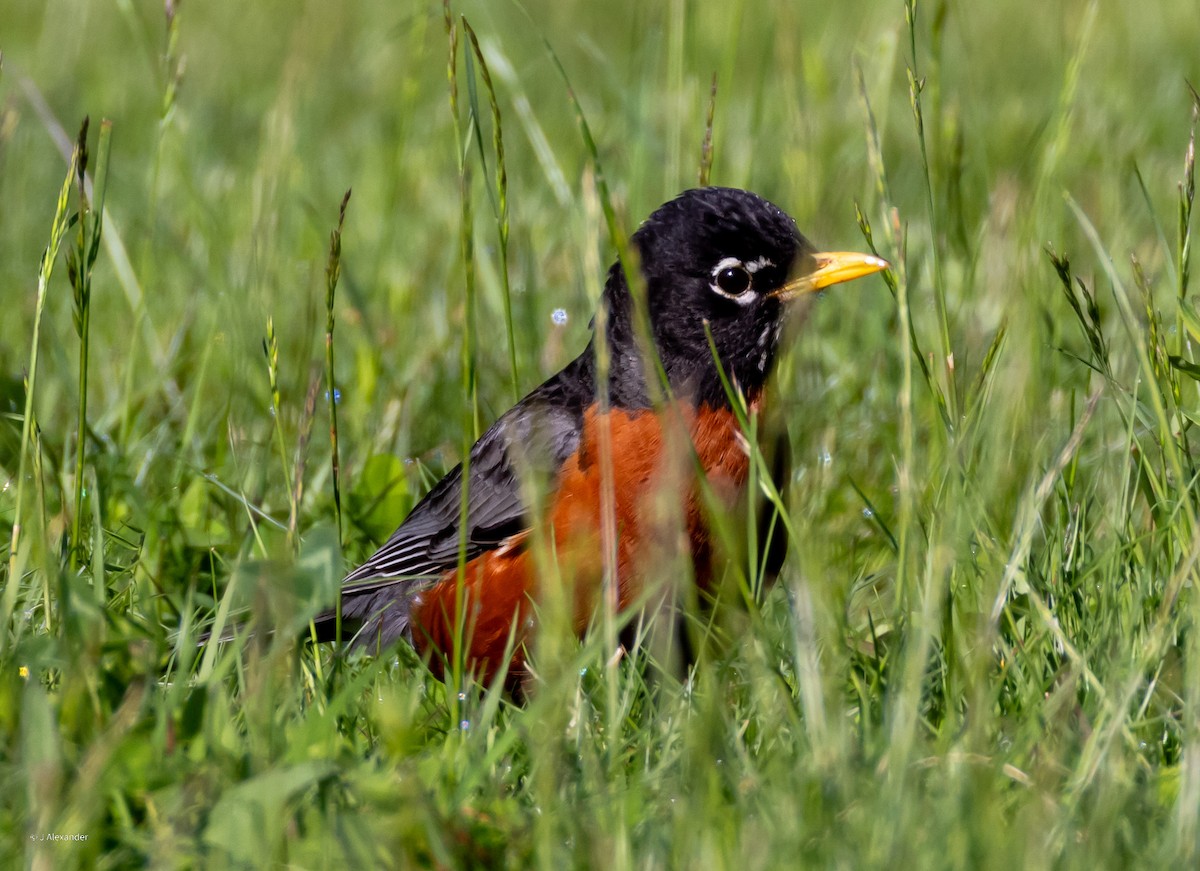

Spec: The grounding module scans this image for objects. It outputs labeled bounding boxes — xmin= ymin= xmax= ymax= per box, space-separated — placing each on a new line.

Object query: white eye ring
xmin=709 ymin=256 xmax=777 ymax=302
xmin=710 ymin=257 xmax=756 ymax=302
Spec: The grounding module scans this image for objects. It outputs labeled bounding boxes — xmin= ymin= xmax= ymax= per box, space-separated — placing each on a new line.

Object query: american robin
xmin=315 ymin=187 xmax=885 ymax=686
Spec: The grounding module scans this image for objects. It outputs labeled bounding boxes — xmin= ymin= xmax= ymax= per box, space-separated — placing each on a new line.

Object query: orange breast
xmin=411 ymin=401 xmax=752 ymax=685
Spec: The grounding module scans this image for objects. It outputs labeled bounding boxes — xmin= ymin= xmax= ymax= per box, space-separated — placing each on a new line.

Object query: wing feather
xmin=324 ymin=356 xmax=594 ymax=648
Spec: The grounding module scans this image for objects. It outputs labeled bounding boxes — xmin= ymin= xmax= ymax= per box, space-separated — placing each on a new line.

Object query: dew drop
xmin=551 ymin=308 xmax=568 ymax=325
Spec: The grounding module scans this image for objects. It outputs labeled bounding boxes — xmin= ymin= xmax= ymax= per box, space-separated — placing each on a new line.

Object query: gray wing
xmin=326 ymin=359 xmax=594 ymax=648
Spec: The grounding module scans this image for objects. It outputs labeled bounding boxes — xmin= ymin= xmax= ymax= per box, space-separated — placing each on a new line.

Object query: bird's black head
xmin=598 ymin=187 xmax=885 ymax=408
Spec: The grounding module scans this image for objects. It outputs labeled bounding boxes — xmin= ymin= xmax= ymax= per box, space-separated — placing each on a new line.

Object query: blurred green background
xmin=2 ymin=0 xmax=1200 ymax=867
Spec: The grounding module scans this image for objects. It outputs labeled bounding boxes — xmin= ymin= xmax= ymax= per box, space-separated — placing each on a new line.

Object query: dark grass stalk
xmin=67 ymin=117 xmax=112 ymax=571
xmin=1133 ymin=255 xmax=1179 ymax=432
xmin=853 ymin=61 xmax=950 ymax=430
xmin=1177 ymin=86 xmax=1197 ymax=340
xmin=1171 ymin=96 xmax=1199 ymax=851
xmin=295 ymin=370 xmax=323 ymax=671
xmin=66 ymin=119 xmax=91 ymax=572
xmin=87 ymin=463 xmax=105 ymax=612
xmin=698 ymin=73 xmax=717 ymax=187
xmin=2 ymin=138 xmax=80 ymax=652
xmin=1171 ymin=90 xmax=1200 ymax=471
xmin=1134 ymin=113 xmax=1196 ymax=463
xmin=325 ymin=190 xmax=350 ymax=545
xmin=1047 ymin=248 xmax=1114 ymax=382
xmin=33 ymin=422 xmax=53 ymax=635
xmin=263 ymin=317 xmax=296 ymax=549
xmin=294 ymin=374 xmax=321 ymax=547
xmin=321 ymin=190 xmax=350 ymax=662
xmin=446 ymin=0 xmax=477 ymax=718
xmin=904 ymin=0 xmax=956 ymax=419
xmin=462 ymin=19 xmax=520 ymax=404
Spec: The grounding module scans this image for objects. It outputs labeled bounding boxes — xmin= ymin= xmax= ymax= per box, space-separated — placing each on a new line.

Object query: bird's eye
xmin=716 ymin=266 xmax=751 ymax=295
xmin=712 ymin=263 xmax=753 ymax=299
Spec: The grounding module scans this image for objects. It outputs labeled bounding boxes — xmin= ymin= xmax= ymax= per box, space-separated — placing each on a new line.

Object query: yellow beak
xmin=774 ymin=251 xmax=889 ymax=299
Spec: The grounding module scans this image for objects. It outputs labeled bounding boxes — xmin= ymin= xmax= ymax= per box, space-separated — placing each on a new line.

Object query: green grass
xmin=2 ymin=0 xmax=1200 ymax=866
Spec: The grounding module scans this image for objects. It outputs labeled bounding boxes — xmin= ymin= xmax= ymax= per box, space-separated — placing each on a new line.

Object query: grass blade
xmin=463 ymin=19 xmax=520 ymax=404
xmin=3 ymin=134 xmax=80 ymax=652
